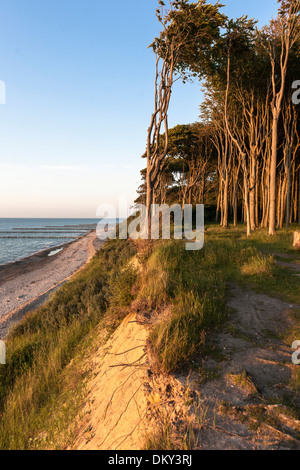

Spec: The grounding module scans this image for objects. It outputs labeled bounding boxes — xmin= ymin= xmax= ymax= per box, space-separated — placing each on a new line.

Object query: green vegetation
xmin=136 ymin=225 xmax=299 ymax=374
xmin=0 ymin=224 xmax=299 ymax=449
xmin=241 ymin=253 xmax=275 ymax=277
xmin=143 ymin=240 xmax=228 ymax=373
xmin=0 ymin=239 xmax=136 ymax=450
xmin=206 ymin=225 xmax=300 ymax=305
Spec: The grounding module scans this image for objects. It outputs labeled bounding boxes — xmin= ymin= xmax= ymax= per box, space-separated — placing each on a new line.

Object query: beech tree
xmin=146 ymin=0 xmax=224 ymax=235
xmin=138 ymin=0 xmax=300 ymax=235
xmin=260 ymin=0 xmax=300 ymax=235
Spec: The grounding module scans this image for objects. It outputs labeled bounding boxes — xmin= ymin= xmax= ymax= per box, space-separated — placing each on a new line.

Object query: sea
xmin=0 ymin=218 xmax=119 ymax=267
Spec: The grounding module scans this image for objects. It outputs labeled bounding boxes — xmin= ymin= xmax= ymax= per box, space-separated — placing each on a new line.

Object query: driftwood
xmin=293 ymin=231 xmax=300 ymax=249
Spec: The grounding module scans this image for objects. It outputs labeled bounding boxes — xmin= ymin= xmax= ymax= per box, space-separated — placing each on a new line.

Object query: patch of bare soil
xmin=272 ymin=252 xmax=300 ymax=274
xmin=71 ymin=313 xmax=149 ymax=450
xmin=147 ymin=284 xmax=300 ymax=450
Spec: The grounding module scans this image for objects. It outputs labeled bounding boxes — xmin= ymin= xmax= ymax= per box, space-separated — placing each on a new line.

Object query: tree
xmin=260 ymin=0 xmax=300 ymax=235
xmin=139 ymin=0 xmax=300 ymax=233
xmin=146 ymin=0 xmax=224 ymax=235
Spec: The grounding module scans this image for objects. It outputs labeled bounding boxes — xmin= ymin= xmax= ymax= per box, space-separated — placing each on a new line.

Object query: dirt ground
xmin=188 ymin=283 xmax=300 ymax=449
xmin=71 ymin=313 xmax=149 ymax=450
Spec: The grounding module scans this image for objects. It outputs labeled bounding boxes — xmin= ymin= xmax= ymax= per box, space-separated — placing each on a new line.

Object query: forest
xmin=136 ymin=0 xmax=300 ymax=237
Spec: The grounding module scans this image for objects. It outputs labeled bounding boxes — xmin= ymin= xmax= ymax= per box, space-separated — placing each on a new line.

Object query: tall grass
xmin=143 ymin=241 xmax=229 ymax=372
xmin=0 ymin=239 xmax=137 ymax=450
xmin=144 ymin=227 xmax=300 ymax=373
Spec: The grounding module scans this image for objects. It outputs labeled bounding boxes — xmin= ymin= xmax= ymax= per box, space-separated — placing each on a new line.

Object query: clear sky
xmin=0 ymin=0 xmax=278 ymax=218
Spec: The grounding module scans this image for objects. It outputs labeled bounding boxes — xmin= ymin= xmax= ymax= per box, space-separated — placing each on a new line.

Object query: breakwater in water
xmin=0 ymin=218 xmax=118 ymax=266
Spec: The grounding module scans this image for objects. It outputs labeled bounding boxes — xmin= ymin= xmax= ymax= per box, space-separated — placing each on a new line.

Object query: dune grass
xmin=143 ymin=224 xmax=300 ymax=450
xmin=241 ymin=253 xmax=275 ymax=277
xmin=143 ymin=225 xmax=300 ymax=373
xmin=0 ymin=238 xmax=137 ymax=450
xmin=144 ymin=241 xmax=228 ymax=373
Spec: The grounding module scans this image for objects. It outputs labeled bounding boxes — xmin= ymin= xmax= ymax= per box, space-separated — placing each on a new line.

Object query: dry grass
xmin=145 ymin=389 xmax=209 ymax=451
xmin=226 ymin=371 xmax=258 ymax=395
xmin=142 ymin=240 xmax=228 ymax=373
xmin=241 ymin=254 xmax=275 ymax=277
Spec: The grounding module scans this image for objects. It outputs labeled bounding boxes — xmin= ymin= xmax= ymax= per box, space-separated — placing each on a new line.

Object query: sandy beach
xmin=0 ymin=231 xmax=102 ymax=339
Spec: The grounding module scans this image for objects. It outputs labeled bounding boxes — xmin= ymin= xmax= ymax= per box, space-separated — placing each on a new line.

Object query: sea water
xmin=0 ymin=218 xmax=118 ymax=266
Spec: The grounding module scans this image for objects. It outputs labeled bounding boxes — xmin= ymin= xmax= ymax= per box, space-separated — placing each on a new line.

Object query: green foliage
xmin=109 ymin=266 xmax=137 ymax=308
xmin=0 ymin=238 xmax=137 ymax=450
xmin=145 ymin=240 xmax=228 ymax=372
xmin=147 ymin=226 xmax=300 ymax=373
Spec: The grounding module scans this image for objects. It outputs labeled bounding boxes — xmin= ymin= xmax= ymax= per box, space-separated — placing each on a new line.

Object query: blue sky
xmin=0 ymin=0 xmax=278 ymax=218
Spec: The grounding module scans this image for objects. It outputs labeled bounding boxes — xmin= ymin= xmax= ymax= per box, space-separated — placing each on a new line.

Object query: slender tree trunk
xmin=269 ymin=111 xmax=279 ymax=235
xmin=216 ymin=191 xmax=220 ymax=223
xmin=223 ymin=171 xmax=229 ymax=228
xmin=249 ymin=151 xmax=257 ymax=230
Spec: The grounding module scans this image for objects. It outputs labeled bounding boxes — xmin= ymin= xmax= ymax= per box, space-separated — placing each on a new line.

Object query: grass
xmin=0 ymin=238 xmax=137 ymax=450
xmin=143 ymin=224 xmax=300 ymax=449
xmin=207 ymin=225 xmax=300 ymax=304
xmin=281 ymin=308 xmax=300 ymax=395
xmin=226 ymin=371 xmax=258 ymax=395
xmin=142 ymin=240 xmax=228 ymax=373
xmin=0 ymin=223 xmax=299 ymax=449
xmin=142 ymin=224 xmax=300 ymax=375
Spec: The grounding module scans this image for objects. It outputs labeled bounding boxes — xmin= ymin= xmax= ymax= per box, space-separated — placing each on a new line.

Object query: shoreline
xmin=0 ymin=227 xmax=94 ymax=267
xmin=0 ymin=231 xmax=104 ymax=339
xmin=0 ymin=232 xmax=94 ymax=284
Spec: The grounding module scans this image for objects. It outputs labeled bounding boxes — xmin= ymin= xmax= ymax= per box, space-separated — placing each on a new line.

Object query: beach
xmin=0 ymin=231 xmax=102 ymax=339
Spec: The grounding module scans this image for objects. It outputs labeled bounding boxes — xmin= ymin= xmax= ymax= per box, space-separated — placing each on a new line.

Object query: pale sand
xmin=71 ymin=312 xmax=148 ymax=450
xmin=0 ymin=231 xmax=103 ymax=338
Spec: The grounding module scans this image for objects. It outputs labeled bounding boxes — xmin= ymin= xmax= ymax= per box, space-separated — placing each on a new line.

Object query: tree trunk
xmin=269 ymin=112 xmax=279 ymax=235
xmin=223 ymin=171 xmax=229 ymax=228
xmin=249 ymin=151 xmax=257 ymax=231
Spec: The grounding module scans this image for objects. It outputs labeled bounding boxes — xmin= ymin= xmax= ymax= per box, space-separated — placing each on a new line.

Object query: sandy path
xmin=67 ymin=249 xmax=300 ymax=450
xmin=0 ymin=232 xmax=101 ymax=338
xmin=71 ymin=313 xmax=148 ymax=450
xmin=274 ymin=254 xmax=300 ymax=274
